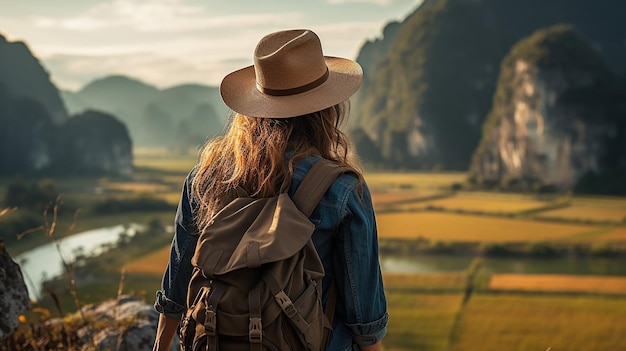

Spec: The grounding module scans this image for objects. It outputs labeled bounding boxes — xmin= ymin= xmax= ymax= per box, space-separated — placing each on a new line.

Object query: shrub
xmin=478 ymin=242 xmax=513 ymax=257
xmin=2 ymin=179 xmax=59 ymax=213
xmin=524 ymin=241 xmax=560 ymax=258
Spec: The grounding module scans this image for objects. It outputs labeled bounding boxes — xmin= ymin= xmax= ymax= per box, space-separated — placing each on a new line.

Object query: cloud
xmin=8 ymin=0 xmax=418 ymax=90
xmin=313 ymin=21 xmax=390 ymax=57
xmin=32 ymin=0 xmax=303 ymax=33
xmin=37 ymin=18 xmax=390 ymax=91
xmin=40 ymin=30 xmax=266 ymax=91
xmin=327 ymin=0 xmax=394 ymax=5
xmin=44 ymin=52 xmax=235 ymax=91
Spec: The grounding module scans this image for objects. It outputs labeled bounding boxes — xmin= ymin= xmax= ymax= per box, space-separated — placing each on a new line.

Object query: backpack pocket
xmin=180 ymin=286 xmax=211 ymax=351
xmin=288 ymin=280 xmax=326 ymax=350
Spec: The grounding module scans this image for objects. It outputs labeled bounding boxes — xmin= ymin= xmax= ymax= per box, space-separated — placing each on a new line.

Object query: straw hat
xmin=220 ymin=29 xmax=363 ymax=118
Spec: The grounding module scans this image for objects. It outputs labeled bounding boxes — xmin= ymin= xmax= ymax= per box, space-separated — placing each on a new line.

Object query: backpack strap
xmin=322 ymin=280 xmax=338 ymax=348
xmin=292 ymin=158 xmax=351 ymax=348
xmin=292 ymin=159 xmax=352 ymax=217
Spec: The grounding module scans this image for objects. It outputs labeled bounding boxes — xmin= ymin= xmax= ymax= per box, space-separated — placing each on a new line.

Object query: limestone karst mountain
xmin=352 ymin=0 xmax=626 ymax=171
xmin=469 ymin=26 xmax=626 ymax=194
xmin=0 ymin=34 xmax=133 ymax=176
xmin=0 ymin=33 xmax=67 ymax=124
xmin=55 ymin=110 xmax=133 ymax=176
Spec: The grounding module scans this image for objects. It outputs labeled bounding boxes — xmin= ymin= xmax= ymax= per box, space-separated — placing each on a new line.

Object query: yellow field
xmin=597 ymin=226 xmax=626 ymax=241
xmin=364 ymin=172 xmax=466 ymax=192
xmin=398 ymin=192 xmax=549 ymax=213
xmin=383 ymin=272 xmax=466 ymax=290
xmin=490 ymin=274 xmax=626 ymax=294
xmin=572 ymin=196 xmax=626 ymax=208
xmin=99 ymin=182 xmax=174 ymax=193
xmin=376 ymin=212 xmax=597 ymax=242
xmin=385 ymin=292 xmax=464 ymax=351
xmin=539 ymin=206 xmax=626 ymax=222
xmin=451 ymin=294 xmax=626 ymax=351
xmin=371 ymin=192 xmax=431 ymax=205
xmin=125 ymin=245 xmax=170 ymax=275
xmin=134 ymin=156 xmax=197 ymax=173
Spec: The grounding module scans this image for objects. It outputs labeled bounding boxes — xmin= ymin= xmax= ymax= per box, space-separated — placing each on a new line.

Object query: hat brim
xmin=220 ymin=56 xmax=363 ymax=118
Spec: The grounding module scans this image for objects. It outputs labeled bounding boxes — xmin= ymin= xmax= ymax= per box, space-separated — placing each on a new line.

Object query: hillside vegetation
xmin=353 ymin=0 xmax=626 ymax=171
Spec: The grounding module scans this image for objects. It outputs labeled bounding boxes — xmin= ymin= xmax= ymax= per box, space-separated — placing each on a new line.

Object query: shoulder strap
xmin=292 ymin=159 xmax=351 ymax=217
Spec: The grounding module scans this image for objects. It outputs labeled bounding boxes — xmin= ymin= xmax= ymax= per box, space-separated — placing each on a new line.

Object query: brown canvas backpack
xmin=180 ymin=159 xmax=350 ymax=351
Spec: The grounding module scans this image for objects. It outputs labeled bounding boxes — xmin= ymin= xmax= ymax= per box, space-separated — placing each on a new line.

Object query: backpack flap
xmin=192 ymin=192 xmax=315 ymax=277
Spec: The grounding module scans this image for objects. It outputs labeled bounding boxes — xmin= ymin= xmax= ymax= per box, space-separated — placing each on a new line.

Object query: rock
xmin=469 ymin=25 xmax=626 ymax=192
xmin=0 ymin=240 xmax=30 ymax=340
xmin=51 ymin=295 xmax=179 ymax=351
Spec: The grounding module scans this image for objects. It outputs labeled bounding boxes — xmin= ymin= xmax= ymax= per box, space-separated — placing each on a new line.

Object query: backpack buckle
xmin=204 ymin=308 xmax=217 ymax=336
xmin=274 ymin=291 xmax=297 ymax=318
xmin=249 ymin=316 xmax=262 ymax=343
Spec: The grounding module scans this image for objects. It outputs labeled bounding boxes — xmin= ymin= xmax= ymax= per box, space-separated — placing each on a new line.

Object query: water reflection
xmin=381 ymin=254 xmax=626 ymax=276
xmin=16 ymin=224 xmax=141 ymax=299
xmin=381 ymin=255 xmax=472 ymax=273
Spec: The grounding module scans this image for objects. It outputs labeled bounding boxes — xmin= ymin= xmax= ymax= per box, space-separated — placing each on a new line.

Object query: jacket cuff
xmin=346 ymin=312 xmax=389 ymax=346
xmin=154 ymin=290 xmax=185 ymax=320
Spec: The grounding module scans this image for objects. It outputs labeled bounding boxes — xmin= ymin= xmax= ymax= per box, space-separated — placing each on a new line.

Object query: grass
xmin=125 ymin=245 xmax=171 ymax=275
xmin=539 ymin=206 xmax=626 ymax=222
xmin=537 ymin=196 xmax=626 ymax=223
xmin=598 ymin=227 xmax=626 ymax=241
xmin=571 ymin=196 xmax=626 ymax=208
xmin=451 ymin=293 xmax=626 ymax=351
xmin=397 ymin=191 xmax=551 ymax=213
xmin=34 ymin=274 xmax=161 ymax=319
xmin=364 ymin=171 xmax=466 ymax=192
xmin=384 ymin=292 xmax=464 ymax=351
xmin=370 ymin=191 xmax=437 ymax=205
xmin=489 ymin=274 xmax=626 ymax=294
xmin=383 ymin=272 xmax=466 ymax=291
xmin=376 ymin=212 xmax=598 ymax=242
xmin=133 ymin=157 xmax=197 ymax=174
xmin=95 ymin=180 xmax=182 ymax=206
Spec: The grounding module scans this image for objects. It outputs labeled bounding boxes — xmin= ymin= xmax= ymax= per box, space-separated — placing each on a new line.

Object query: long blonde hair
xmin=191 ymin=101 xmax=362 ymax=233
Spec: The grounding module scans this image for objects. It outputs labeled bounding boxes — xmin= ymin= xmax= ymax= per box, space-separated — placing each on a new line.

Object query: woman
xmin=153 ymin=29 xmax=388 ymax=351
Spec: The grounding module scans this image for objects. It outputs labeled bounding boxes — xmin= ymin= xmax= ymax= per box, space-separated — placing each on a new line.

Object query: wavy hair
xmin=191 ymin=101 xmax=363 ymax=233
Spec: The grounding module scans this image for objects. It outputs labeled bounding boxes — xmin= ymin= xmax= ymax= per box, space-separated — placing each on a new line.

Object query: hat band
xmin=256 ymin=68 xmax=329 ymax=96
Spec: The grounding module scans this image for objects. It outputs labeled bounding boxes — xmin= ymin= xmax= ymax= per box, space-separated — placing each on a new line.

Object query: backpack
xmin=180 ymin=159 xmax=350 ymax=351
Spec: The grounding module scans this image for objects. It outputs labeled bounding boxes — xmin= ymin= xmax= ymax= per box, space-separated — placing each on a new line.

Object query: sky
xmin=0 ymin=0 xmax=421 ymax=91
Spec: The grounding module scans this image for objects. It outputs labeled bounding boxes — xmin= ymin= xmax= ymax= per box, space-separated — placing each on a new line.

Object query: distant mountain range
xmin=0 ymin=33 xmax=132 ymax=176
xmin=2 ymin=0 xmax=626 ymax=193
xmin=62 ymin=75 xmax=229 ymax=148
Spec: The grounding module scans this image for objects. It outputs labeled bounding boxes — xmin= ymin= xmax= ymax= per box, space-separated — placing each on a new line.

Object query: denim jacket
xmin=154 ymin=155 xmax=388 ymax=350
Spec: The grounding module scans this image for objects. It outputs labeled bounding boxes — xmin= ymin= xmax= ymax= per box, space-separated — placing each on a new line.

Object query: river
xmin=15 ymin=224 xmax=142 ymax=300
xmin=381 ymin=254 xmax=626 ymax=276
xmin=15 ymin=224 xmax=626 ymax=300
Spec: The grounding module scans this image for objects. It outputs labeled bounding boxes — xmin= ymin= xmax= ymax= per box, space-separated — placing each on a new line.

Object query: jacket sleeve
xmin=154 ymin=173 xmax=199 ymax=320
xmin=333 ymin=180 xmax=388 ymax=346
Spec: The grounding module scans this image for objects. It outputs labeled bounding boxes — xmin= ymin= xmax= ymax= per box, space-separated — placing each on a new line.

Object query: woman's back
xmin=289 ymin=155 xmax=388 ymax=350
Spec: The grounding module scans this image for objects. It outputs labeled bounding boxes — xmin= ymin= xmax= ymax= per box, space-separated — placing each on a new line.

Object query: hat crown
xmin=220 ymin=28 xmax=362 ymax=118
xmin=254 ymin=30 xmax=328 ymax=91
